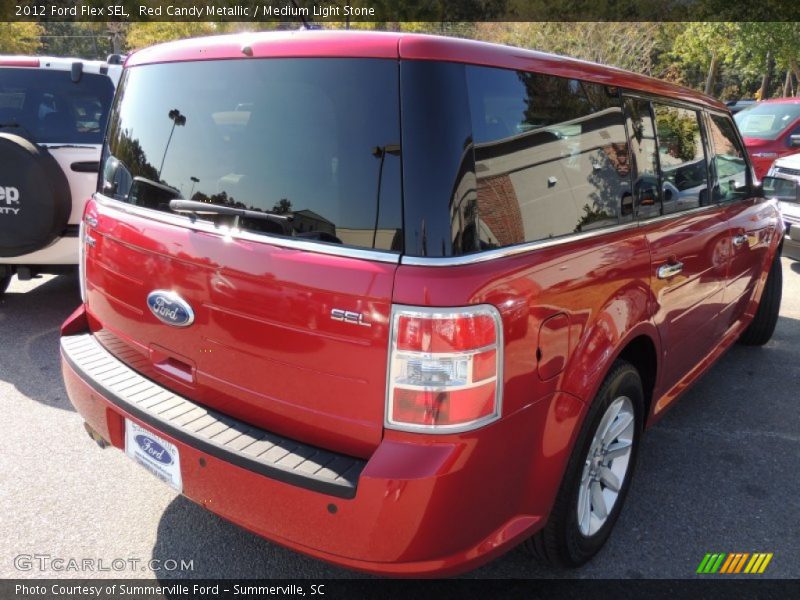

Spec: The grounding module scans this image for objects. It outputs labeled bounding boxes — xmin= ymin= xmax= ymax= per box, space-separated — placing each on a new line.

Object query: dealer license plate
xmin=124 ymin=419 xmax=182 ymax=492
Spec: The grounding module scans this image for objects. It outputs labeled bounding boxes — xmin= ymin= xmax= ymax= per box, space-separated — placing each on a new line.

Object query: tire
xmin=0 ymin=132 xmax=71 ymax=258
xmin=525 ymin=360 xmax=644 ymax=567
xmin=738 ymin=254 xmax=782 ymax=346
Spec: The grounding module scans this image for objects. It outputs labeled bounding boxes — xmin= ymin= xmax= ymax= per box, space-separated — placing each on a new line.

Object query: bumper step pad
xmin=61 ymin=333 xmax=365 ymax=498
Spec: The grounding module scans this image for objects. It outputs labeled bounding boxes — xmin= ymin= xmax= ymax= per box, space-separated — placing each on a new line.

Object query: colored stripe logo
xmin=697 ymin=553 xmax=773 ymax=574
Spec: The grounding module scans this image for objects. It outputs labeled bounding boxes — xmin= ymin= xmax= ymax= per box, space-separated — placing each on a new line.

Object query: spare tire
xmin=0 ymin=132 xmax=71 ymax=257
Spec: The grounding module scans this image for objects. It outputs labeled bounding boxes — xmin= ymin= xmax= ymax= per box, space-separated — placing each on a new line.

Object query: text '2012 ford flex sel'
xmin=60 ymin=31 xmax=786 ymax=576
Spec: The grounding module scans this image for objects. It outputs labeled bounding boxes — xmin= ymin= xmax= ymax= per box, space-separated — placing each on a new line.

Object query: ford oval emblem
xmin=134 ymin=434 xmax=174 ymax=465
xmin=146 ymin=290 xmax=194 ymax=327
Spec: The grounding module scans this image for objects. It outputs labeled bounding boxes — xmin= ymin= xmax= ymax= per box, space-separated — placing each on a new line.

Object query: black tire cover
xmin=0 ymin=132 xmax=71 ymax=257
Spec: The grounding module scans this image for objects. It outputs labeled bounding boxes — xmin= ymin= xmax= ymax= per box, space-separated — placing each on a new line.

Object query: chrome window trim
xmin=94 ymin=192 xmax=726 ymax=270
xmin=621 ymin=91 xmax=712 ymax=114
xmin=637 ymin=202 xmax=721 ymax=225
xmin=401 ymin=221 xmax=639 ymax=266
xmin=401 ymin=202 xmax=729 ymax=267
xmin=93 ymin=193 xmax=401 ymax=265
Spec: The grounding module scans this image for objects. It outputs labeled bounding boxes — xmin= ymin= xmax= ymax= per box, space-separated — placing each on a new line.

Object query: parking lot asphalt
xmin=1 ymin=257 xmax=798 ymax=580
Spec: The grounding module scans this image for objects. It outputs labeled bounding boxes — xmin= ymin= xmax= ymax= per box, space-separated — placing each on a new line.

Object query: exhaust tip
xmin=83 ymin=422 xmax=110 ymax=449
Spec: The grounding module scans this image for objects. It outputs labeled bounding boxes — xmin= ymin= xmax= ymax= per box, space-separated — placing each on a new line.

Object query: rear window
xmin=0 ymin=68 xmax=113 ymax=144
xmin=102 ymin=59 xmax=403 ymax=253
xmin=734 ymin=102 xmax=800 ymax=140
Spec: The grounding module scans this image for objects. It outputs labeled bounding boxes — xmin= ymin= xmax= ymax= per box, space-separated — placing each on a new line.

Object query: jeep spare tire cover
xmin=0 ymin=133 xmax=71 ymax=257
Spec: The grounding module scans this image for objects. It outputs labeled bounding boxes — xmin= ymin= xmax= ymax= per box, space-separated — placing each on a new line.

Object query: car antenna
xmin=289 ymin=0 xmax=321 ymax=30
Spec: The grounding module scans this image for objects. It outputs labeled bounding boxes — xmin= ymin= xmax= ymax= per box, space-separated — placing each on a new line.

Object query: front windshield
xmin=101 ymin=58 xmax=403 ymax=252
xmin=734 ymin=102 xmax=800 ymax=140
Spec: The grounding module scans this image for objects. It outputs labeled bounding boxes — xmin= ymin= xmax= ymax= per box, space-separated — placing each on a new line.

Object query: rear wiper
xmin=168 ymin=199 xmax=292 ymax=229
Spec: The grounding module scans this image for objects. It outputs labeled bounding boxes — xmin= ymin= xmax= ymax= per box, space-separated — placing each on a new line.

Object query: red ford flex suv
xmin=60 ymin=31 xmax=786 ymax=576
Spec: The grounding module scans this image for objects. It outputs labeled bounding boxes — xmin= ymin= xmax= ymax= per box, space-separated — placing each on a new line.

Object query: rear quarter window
xmin=465 ymin=65 xmax=630 ymax=250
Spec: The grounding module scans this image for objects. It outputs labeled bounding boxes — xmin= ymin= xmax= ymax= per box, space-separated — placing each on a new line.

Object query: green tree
xmin=126 ymin=23 xmax=219 ymax=50
xmin=125 ymin=21 xmax=275 ymax=51
xmin=272 ymin=199 xmax=293 ymax=214
xmin=0 ymin=23 xmax=43 ymax=54
xmin=39 ymin=22 xmax=115 ymax=60
xmin=670 ymin=23 xmax=739 ymax=95
xmin=475 ymin=22 xmax=662 ymax=75
xmin=736 ymin=23 xmax=800 ymax=99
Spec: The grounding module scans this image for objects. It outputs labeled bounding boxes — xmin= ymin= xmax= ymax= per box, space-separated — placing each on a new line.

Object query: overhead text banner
xmin=2 ymin=0 xmax=800 ymax=22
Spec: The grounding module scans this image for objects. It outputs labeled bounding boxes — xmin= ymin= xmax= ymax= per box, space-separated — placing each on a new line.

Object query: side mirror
xmin=762 ymin=176 xmax=800 ymax=202
xmin=789 ymin=134 xmax=800 ymax=148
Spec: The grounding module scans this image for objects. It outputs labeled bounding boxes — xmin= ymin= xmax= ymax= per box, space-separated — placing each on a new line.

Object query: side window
xmin=623 ymin=97 xmax=661 ymax=219
xmin=706 ymin=113 xmax=750 ymax=202
xmin=652 ymin=103 xmax=710 ymax=212
xmin=465 ymin=66 xmax=630 ymax=248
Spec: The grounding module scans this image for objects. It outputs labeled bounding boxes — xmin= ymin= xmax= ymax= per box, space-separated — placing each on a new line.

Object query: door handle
xmin=657 ymin=261 xmax=684 ymax=279
xmin=732 ymin=233 xmax=748 ymax=248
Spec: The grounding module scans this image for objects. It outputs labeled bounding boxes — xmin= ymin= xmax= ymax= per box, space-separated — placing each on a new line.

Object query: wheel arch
xmin=615 ymin=334 xmax=659 ymax=428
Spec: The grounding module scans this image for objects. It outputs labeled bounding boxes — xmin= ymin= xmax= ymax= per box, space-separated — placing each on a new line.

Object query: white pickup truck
xmin=767 ymin=152 xmax=800 ymax=260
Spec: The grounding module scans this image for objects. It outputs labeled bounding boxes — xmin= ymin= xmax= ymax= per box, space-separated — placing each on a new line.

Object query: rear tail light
xmin=386 ymin=305 xmax=503 ymax=433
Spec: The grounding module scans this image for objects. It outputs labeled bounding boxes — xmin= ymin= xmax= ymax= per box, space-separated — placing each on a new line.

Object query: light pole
xmin=188 ymin=176 xmax=199 ymax=199
xmin=158 ymin=109 xmax=186 ymax=179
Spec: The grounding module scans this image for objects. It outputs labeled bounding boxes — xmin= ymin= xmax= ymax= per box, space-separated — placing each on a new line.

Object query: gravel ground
xmin=1 ymin=257 xmax=798 ymax=580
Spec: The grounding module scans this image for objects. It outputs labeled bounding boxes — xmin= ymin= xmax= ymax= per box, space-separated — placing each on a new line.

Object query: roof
xmin=126 ymin=29 xmax=726 ymax=111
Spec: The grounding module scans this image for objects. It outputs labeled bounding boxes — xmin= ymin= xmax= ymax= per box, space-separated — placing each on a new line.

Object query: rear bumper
xmin=61 ymin=333 xmax=365 ymax=499
xmin=59 ymin=319 xmax=571 ymax=576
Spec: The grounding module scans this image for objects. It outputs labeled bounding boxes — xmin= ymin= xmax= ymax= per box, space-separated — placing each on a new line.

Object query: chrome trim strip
xmin=394 ymin=343 xmax=497 ymax=359
xmin=401 ymin=221 xmax=639 ymax=267
xmin=401 ymin=203 xmax=729 ymax=267
xmin=93 ymin=193 xmax=401 ymax=265
xmin=95 ymin=194 xmax=728 ymax=269
xmin=621 ymin=90 xmax=719 ymax=114
xmin=394 ymin=376 xmax=498 ymax=393
xmin=636 ymin=203 xmax=720 ymax=226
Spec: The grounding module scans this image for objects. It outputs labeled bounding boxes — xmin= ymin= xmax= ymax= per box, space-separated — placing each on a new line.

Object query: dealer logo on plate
xmin=133 ymin=434 xmax=174 ymax=466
